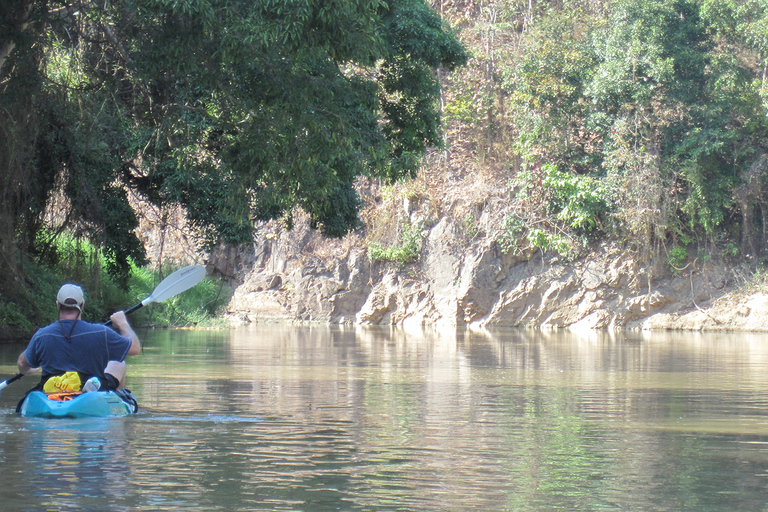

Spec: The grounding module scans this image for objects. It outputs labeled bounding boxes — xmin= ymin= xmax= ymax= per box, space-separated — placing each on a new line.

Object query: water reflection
xmin=0 ymin=417 xmax=135 ymax=511
xmin=2 ymin=326 xmax=768 ymax=510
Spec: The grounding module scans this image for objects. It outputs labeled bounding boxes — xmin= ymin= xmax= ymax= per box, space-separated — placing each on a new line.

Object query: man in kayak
xmin=16 ymin=283 xmax=141 ymax=392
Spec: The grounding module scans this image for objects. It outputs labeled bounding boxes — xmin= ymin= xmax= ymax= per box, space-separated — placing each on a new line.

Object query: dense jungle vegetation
xmin=440 ymin=0 xmax=768 ymax=267
xmin=1 ymin=0 xmax=767 ymax=335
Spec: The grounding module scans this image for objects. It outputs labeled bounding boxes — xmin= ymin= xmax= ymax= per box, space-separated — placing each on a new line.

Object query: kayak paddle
xmin=0 ymin=263 xmax=207 ymax=394
xmin=105 ymin=264 xmax=207 ymax=326
xmin=0 ymin=373 xmax=24 ymax=393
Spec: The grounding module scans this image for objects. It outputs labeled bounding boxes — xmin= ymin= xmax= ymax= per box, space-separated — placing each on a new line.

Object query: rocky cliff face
xmin=221 ymin=196 xmax=768 ymax=332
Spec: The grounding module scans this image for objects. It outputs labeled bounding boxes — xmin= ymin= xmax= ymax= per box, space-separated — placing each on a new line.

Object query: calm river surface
xmin=3 ymin=325 xmax=768 ymax=511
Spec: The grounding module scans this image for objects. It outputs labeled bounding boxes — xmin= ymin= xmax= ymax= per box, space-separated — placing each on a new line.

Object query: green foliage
xmin=497 ymin=212 xmax=574 ymax=257
xmin=667 ymin=246 xmax=688 ymax=275
xmin=723 ymin=243 xmax=739 ymax=259
xmin=541 ymin=164 xmax=609 ymax=234
xmin=462 ymin=213 xmax=479 ymax=238
xmin=506 ymin=164 xmax=608 ymax=257
xmin=0 ymin=231 xmax=227 ymax=338
xmin=0 ymin=303 xmax=35 ymax=333
xmin=508 ymin=12 xmax=598 ymax=169
xmin=528 ymin=228 xmax=572 ymax=257
xmin=0 ymin=0 xmax=468 ymax=287
xmin=125 ymin=0 xmax=466 ymax=240
xmin=503 ymin=0 xmax=768 ymax=255
xmin=444 ymin=94 xmax=482 ymax=126
xmin=29 ymin=231 xmax=130 ymax=320
xmin=126 ymin=265 xmax=231 ymax=328
xmin=498 ymin=213 xmax=526 ymax=255
xmin=368 ymin=222 xmax=423 ymax=265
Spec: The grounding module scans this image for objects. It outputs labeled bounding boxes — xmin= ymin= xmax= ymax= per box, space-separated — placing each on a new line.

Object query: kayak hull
xmin=20 ymin=390 xmax=136 ymax=418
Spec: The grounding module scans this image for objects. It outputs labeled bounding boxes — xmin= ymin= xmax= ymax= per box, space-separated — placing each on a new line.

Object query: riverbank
xmin=220 ymin=213 xmax=768 ymax=332
xmin=214 ymin=152 xmax=768 ymax=333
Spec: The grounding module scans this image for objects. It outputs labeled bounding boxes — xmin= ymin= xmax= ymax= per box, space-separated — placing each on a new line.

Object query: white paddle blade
xmin=142 ymin=265 xmax=207 ymax=305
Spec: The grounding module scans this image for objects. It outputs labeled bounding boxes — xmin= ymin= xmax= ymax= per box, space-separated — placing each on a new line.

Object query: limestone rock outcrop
xmin=223 ymin=218 xmax=765 ymax=332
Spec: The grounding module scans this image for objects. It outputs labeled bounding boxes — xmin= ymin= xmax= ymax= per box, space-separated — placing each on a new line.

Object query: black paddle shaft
xmin=5 ymin=373 xmax=23 ymax=386
xmin=104 ymin=303 xmax=144 ymax=327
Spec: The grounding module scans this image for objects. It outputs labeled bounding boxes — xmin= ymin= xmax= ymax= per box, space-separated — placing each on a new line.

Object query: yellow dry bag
xmin=43 ymin=371 xmax=82 ymax=394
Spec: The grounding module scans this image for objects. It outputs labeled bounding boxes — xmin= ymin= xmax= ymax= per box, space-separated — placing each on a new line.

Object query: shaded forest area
xmin=0 ymin=0 xmax=468 ymax=333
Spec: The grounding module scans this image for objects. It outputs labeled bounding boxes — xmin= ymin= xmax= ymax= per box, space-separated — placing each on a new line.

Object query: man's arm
xmin=17 ymin=351 xmax=40 ymax=375
xmin=109 ymin=311 xmax=141 ymax=356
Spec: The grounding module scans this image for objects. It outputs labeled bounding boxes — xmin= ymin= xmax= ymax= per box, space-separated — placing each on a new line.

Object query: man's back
xmin=24 ymin=319 xmax=132 ymax=379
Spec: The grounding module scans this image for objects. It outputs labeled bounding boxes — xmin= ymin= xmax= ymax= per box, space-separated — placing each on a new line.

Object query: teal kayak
xmin=19 ymin=390 xmax=138 ymax=418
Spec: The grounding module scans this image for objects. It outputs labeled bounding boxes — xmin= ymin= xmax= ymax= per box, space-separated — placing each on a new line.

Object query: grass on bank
xmin=125 ymin=264 xmax=231 ymax=328
xmin=1 ymin=245 xmax=231 ymax=340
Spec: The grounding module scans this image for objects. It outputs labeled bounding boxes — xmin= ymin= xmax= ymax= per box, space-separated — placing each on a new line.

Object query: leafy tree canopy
xmin=0 ymin=0 xmax=468 ymax=284
xmin=504 ymin=0 xmax=768 ymax=254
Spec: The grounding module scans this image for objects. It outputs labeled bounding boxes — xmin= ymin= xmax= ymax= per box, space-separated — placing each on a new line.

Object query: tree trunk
xmin=0 ymin=0 xmax=40 ymax=294
xmin=0 ymin=0 xmax=35 ymax=81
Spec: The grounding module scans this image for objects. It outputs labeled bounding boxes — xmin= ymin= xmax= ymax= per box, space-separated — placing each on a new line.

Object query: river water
xmin=2 ymin=325 xmax=768 ymax=511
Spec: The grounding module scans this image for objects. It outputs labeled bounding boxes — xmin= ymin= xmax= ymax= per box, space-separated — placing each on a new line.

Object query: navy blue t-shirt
xmin=24 ymin=320 xmax=132 ymax=378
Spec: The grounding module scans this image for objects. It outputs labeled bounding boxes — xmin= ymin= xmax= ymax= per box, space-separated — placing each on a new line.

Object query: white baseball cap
xmin=56 ymin=284 xmax=85 ymax=311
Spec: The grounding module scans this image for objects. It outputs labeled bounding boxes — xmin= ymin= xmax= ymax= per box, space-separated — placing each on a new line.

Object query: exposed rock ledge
xmin=218 ymin=220 xmax=768 ymax=332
